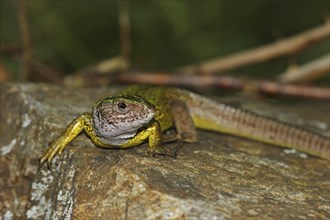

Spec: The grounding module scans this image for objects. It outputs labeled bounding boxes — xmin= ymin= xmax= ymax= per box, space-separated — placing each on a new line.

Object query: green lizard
xmin=40 ymin=85 xmax=330 ymax=164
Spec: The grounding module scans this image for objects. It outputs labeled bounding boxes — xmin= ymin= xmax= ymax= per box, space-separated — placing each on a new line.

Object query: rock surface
xmin=1 ymin=83 xmax=329 ymax=220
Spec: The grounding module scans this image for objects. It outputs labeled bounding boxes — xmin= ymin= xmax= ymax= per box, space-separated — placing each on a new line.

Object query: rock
xmin=1 ymin=83 xmax=329 ymax=219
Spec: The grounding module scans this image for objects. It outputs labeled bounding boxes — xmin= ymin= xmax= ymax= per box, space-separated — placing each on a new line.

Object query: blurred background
xmin=1 ymin=1 xmax=329 ymax=85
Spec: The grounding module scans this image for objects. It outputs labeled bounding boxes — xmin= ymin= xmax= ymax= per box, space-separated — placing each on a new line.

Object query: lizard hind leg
xmin=170 ymin=99 xmax=198 ymax=143
xmin=165 ymin=99 xmax=198 ymax=157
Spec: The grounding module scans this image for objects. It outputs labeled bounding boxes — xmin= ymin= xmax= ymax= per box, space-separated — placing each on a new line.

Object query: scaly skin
xmin=40 ymin=85 xmax=330 ymax=165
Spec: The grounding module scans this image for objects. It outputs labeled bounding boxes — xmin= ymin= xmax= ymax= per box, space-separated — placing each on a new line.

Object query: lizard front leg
xmin=40 ymin=113 xmax=98 ymax=165
xmin=120 ymin=120 xmax=174 ymax=157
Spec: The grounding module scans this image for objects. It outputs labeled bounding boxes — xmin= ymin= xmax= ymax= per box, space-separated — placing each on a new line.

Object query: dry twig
xmin=17 ymin=0 xmax=32 ymax=81
xmin=31 ymin=61 xmax=63 ymax=84
xmin=118 ymin=0 xmax=131 ymax=65
xmin=257 ymin=80 xmax=330 ymax=99
xmin=279 ymin=54 xmax=330 ymax=83
xmin=179 ymin=21 xmax=330 ymax=75
xmin=64 ymin=69 xmax=330 ymax=99
xmin=114 ymin=72 xmax=330 ymax=100
xmin=69 ymin=1 xmax=131 ymax=80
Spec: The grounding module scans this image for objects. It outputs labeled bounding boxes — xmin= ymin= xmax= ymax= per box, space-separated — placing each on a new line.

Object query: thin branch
xmin=0 ymin=45 xmax=22 ymax=57
xmin=1 ymin=45 xmax=63 ymax=84
xmin=68 ymin=1 xmax=131 ymax=80
xmin=30 ymin=61 xmax=63 ymax=84
xmin=118 ymin=0 xmax=131 ymax=67
xmin=116 ymin=72 xmax=242 ymax=88
xmin=114 ymin=72 xmax=330 ymax=100
xmin=0 ymin=60 xmax=10 ymax=82
xmin=17 ymin=0 xmax=32 ymax=81
xmin=63 ymin=70 xmax=329 ymax=99
xmin=279 ymin=54 xmax=330 ymax=83
xmin=179 ymin=21 xmax=330 ymax=74
xmin=257 ymin=80 xmax=330 ymax=99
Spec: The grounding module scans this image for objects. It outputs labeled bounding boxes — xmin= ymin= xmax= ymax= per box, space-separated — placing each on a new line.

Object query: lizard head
xmin=92 ymin=95 xmax=155 ymax=140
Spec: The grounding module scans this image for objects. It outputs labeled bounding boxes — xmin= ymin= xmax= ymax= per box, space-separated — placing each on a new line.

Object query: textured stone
xmin=1 ymin=83 xmax=329 ymax=219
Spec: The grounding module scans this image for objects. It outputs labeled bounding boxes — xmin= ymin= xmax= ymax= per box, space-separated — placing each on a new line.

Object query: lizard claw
xmin=40 ymin=141 xmax=63 ymax=167
xmin=147 ymin=146 xmax=177 ymax=158
xmin=172 ymin=144 xmax=183 ymax=157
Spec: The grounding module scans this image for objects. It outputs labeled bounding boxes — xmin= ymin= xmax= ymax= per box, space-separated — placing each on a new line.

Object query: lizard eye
xmin=117 ymin=102 xmax=127 ymax=110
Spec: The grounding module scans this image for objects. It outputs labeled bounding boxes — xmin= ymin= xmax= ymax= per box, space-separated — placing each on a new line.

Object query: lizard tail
xmin=184 ymin=92 xmax=330 ymax=160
